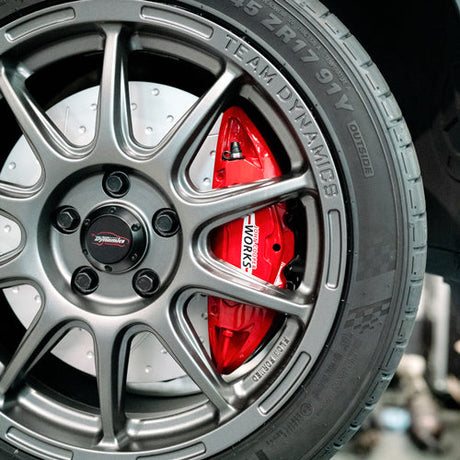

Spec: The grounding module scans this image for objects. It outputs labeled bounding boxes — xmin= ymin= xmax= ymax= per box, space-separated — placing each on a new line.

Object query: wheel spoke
xmin=0 ymin=230 xmax=22 ymax=274
xmin=0 ymin=247 xmax=31 ymax=289
xmin=154 ymin=67 xmax=241 ymax=183
xmin=185 ymin=170 xmax=315 ymax=231
xmin=155 ymin=305 xmax=238 ymax=419
xmin=0 ymin=182 xmax=38 ymax=224
xmin=95 ymin=25 xmax=132 ymax=156
xmin=191 ymin=262 xmax=310 ymax=320
xmin=93 ymin=326 xmax=131 ymax=449
xmin=0 ymin=61 xmax=87 ymax=170
xmin=0 ymin=193 xmax=39 ymax=287
xmin=0 ymin=309 xmax=69 ymax=396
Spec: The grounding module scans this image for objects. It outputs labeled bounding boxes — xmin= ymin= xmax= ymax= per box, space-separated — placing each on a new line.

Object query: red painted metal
xmin=209 ymin=107 xmax=294 ymax=374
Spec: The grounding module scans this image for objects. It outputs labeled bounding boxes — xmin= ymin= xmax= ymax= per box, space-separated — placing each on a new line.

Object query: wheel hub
xmin=82 ymin=205 xmax=147 ymax=273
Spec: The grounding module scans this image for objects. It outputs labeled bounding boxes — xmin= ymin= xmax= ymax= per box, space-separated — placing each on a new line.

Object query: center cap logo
xmin=91 ymin=232 xmax=130 ymax=248
xmin=82 ymin=206 xmax=147 ymax=272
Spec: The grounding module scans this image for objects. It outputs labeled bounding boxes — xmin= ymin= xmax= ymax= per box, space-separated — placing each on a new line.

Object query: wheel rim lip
xmin=0 ymin=1 xmax=348 ymax=457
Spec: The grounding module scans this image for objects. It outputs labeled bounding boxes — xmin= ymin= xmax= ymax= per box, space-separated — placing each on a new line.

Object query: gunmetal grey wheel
xmin=0 ymin=1 xmax=425 ymax=459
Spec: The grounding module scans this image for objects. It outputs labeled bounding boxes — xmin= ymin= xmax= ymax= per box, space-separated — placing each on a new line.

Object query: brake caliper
xmin=209 ymin=107 xmax=295 ymax=374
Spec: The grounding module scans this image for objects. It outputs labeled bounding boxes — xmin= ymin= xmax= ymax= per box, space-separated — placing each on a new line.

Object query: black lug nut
xmin=153 ymin=209 xmax=180 ymax=237
xmin=72 ymin=267 xmax=99 ymax=295
xmin=55 ymin=206 xmax=81 ymax=234
xmin=103 ymin=171 xmax=130 ymax=198
xmin=133 ymin=269 xmax=160 ymax=298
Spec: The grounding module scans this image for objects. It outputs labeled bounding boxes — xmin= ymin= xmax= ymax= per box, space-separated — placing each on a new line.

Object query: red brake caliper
xmin=208 ymin=107 xmax=295 ymax=374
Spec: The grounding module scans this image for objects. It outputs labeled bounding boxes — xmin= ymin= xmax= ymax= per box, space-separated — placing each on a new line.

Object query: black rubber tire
xmin=0 ymin=0 xmax=426 ymax=459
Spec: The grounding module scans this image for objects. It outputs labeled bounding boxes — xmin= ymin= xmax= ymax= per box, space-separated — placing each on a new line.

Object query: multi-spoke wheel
xmin=0 ymin=1 xmax=426 ymax=459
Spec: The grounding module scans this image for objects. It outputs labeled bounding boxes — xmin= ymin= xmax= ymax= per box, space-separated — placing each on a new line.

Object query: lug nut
xmin=153 ymin=209 xmax=180 ymax=237
xmin=133 ymin=269 xmax=160 ymax=298
xmin=103 ymin=171 xmax=130 ymax=198
xmin=72 ymin=267 xmax=99 ymax=295
xmin=55 ymin=206 xmax=81 ymax=234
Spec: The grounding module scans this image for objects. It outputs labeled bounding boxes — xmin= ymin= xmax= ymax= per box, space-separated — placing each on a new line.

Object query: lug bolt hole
xmin=133 ymin=269 xmax=160 ymax=298
xmin=72 ymin=267 xmax=99 ymax=295
xmin=103 ymin=171 xmax=130 ymax=198
xmin=54 ymin=206 xmax=81 ymax=234
xmin=153 ymin=209 xmax=180 ymax=237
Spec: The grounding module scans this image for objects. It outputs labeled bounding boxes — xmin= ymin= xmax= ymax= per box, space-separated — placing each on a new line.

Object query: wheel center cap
xmin=81 ymin=206 xmax=146 ymax=273
xmin=86 ymin=216 xmax=132 ymax=264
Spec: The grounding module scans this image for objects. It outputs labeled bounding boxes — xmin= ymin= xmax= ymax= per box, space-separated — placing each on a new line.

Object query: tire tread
xmin=293 ymin=1 xmax=427 ymax=457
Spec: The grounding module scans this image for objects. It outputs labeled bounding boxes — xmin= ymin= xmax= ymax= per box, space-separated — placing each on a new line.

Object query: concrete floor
xmin=335 ymin=404 xmax=460 ymax=460
xmin=335 ymin=276 xmax=460 ymax=460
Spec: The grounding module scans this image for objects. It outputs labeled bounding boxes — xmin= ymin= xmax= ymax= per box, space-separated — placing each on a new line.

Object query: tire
xmin=0 ymin=1 xmax=426 ymax=459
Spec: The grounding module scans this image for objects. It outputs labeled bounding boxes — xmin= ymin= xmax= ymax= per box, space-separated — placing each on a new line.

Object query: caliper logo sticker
xmin=241 ymin=213 xmax=260 ymax=274
xmin=91 ymin=232 xmax=129 ymax=248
